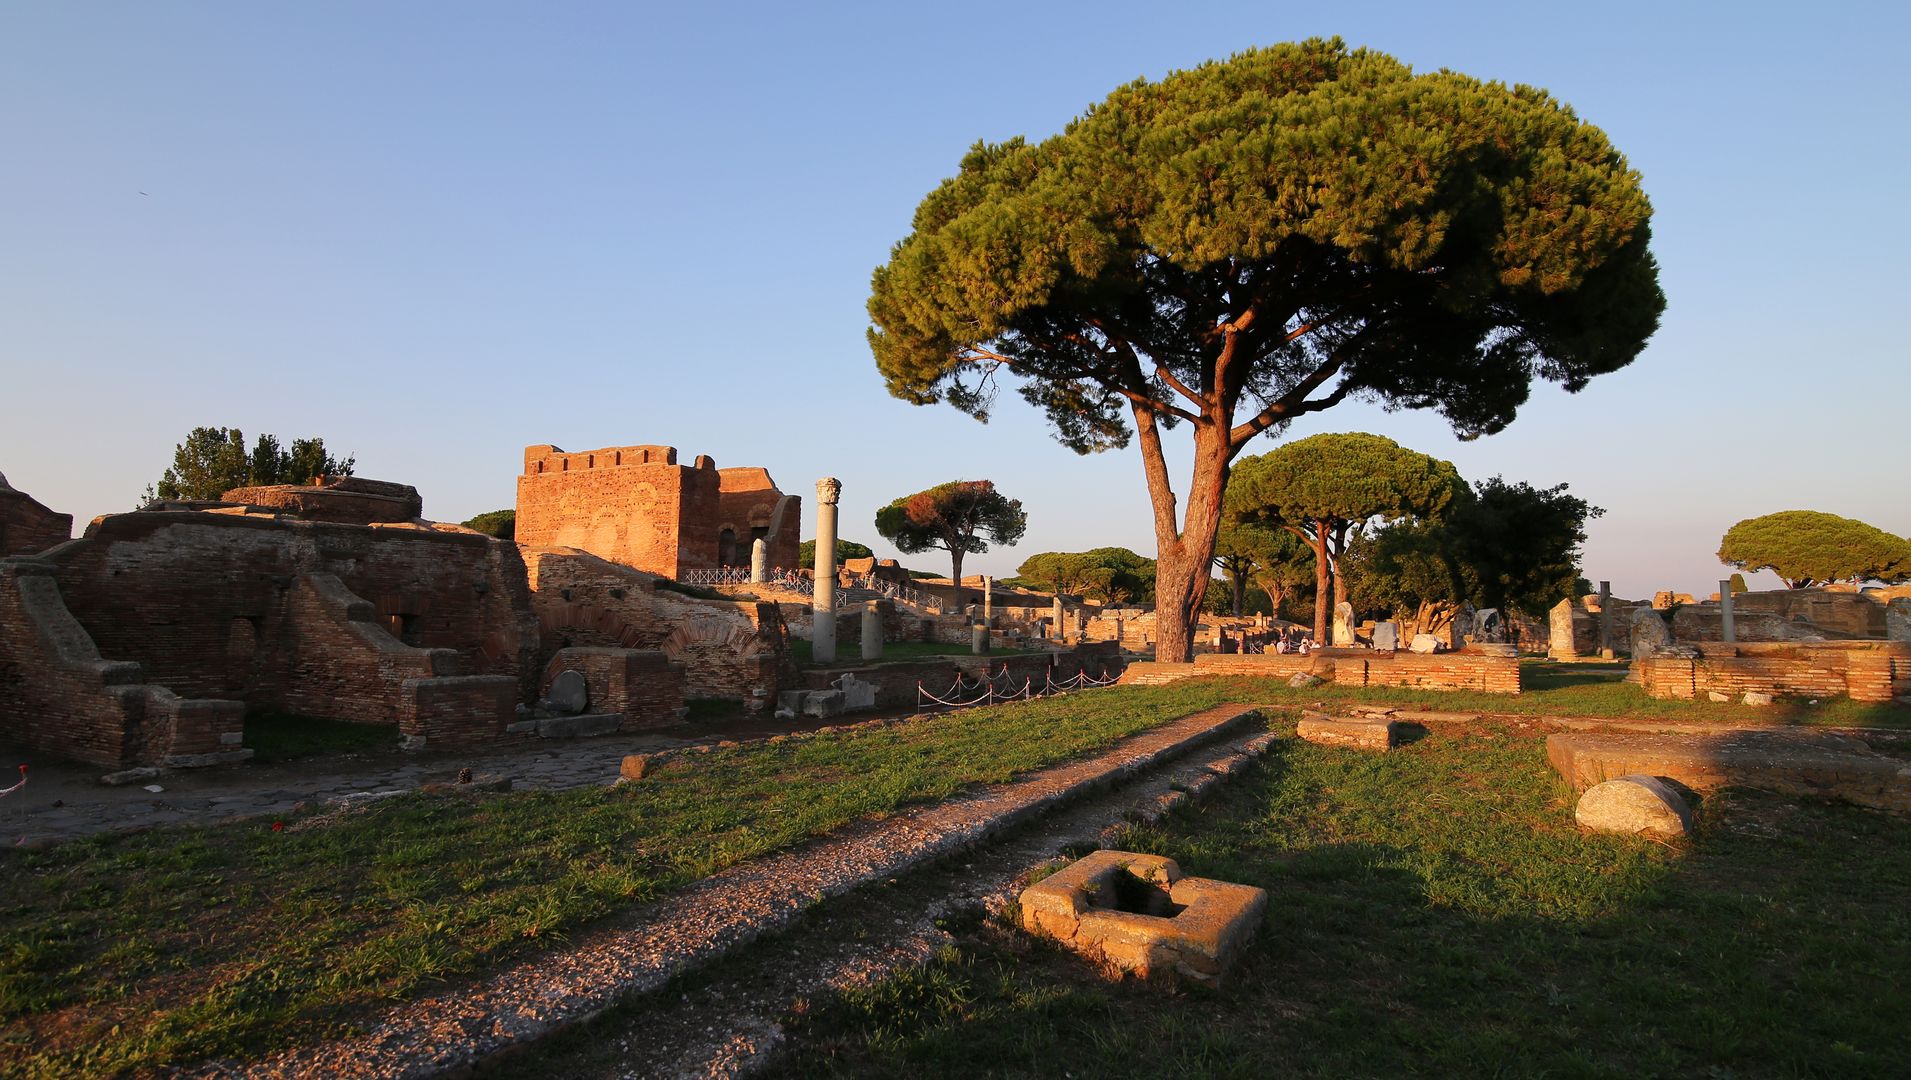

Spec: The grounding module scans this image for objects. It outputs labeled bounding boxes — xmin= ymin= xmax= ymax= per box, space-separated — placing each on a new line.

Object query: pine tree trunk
xmin=1144 ymin=419 xmax=1232 ymax=664
xmin=949 ymin=549 xmax=965 ymax=610
xmin=1312 ymin=519 xmax=1332 ymax=643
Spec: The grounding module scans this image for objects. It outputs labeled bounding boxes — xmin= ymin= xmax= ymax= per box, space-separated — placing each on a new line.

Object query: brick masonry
xmin=0 ymin=476 xmax=72 ymax=557
xmin=524 ymin=547 xmax=788 ymax=707
xmin=1634 ymin=641 xmax=1910 ymax=703
xmin=541 ymin=647 xmax=686 ymax=731
xmin=0 ymin=506 xmax=542 ymax=767
xmin=515 ymin=444 xmax=800 ymax=579
xmin=1117 ymin=647 xmax=1522 ymax=694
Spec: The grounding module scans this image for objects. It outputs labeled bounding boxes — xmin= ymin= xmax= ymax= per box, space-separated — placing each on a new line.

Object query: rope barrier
xmin=915 ymin=665 xmax=1119 ymax=712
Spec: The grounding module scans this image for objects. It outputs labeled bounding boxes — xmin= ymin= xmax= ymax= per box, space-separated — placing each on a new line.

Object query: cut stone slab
xmin=1020 ymin=850 xmax=1266 ymax=988
xmin=1576 ymin=774 xmax=1693 ymax=838
xmin=801 ymin=690 xmax=846 ymax=719
xmin=1409 ymin=633 xmax=1441 ymax=654
xmin=547 ymin=670 xmax=590 ymax=715
xmin=1296 ymin=716 xmax=1397 ymax=752
xmin=536 ymin=713 xmax=622 ymax=739
xmin=1547 ymin=731 xmax=1911 ymax=813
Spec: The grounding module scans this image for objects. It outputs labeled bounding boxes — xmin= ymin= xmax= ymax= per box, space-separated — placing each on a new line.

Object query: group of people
xmin=1270 ymin=627 xmax=1317 ymax=654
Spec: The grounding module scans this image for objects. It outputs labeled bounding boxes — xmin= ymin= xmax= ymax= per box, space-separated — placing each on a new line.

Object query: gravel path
xmin=191 ymin=704 xmax=1266 ymax=1079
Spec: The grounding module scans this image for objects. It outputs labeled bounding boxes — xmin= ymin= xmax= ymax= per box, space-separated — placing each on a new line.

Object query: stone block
xmin=1020 ymin=850 xmax=1266 ymax=988
xmin=1409 ymin=634 xmax=1441 ymax=654
xmin=1546 ymin=731 xmax=1911 ymax=812
xmin=546 ymin=669 xmax=590 ymax=715
xmin=1296 ymin=716 xmax=1396 ymax=752
xmin=801 ymin=689 xmax=846 ymax=718
xmin=620 ymin=753 xmax=656 ymax=780
xmin=1575 ymin=774 xmax=1693 ymax=838
xmin=535 ymin=712 xmax=623 ymax=738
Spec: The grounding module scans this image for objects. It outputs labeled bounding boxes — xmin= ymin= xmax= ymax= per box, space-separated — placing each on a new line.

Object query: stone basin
xmin=1019 ymin=850 xmax=1266 ymax=987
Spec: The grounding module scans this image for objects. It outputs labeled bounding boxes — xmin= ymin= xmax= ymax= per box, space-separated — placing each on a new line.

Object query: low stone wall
xmin=1634 ymin=641 xmax=1909 ymax=703
xmin=1118 ymin=647 xmax=1521 ymax=694
xmin=400 ymin=675 xmax=519 ymax=747
xmin=542 ymin=647 xmax=686 ymax=730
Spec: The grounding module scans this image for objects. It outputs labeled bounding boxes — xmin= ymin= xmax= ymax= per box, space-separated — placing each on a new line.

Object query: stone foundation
xmin=1117 ymin=647 xmax=1521 ymax=694
xmin=1634 ymin=641 xmax=1908 ymax=703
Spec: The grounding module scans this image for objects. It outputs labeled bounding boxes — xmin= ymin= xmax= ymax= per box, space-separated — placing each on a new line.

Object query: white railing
xmin=675 ymin=567 xmax=945 ymax=614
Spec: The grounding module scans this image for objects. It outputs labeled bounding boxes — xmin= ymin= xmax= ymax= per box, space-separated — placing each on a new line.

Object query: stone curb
xmin=204 ymin=704 xmax=1266 ymax=1079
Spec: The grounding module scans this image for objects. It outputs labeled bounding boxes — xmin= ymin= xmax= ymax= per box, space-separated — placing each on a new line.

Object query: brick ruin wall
xmin=221 ymin=476 xmax=425 ymax=526
xmin=541 ymin=647 xmax=686 ymax=731
xmin=1635 ymin=641 xmax=1909 ymax=703
xmin=0 ymin=511 xmax=541 ymax=765
xmin=523 ymin=547 xmax=786 ymax=707
xmin=515 ymin=444 xmax=801 ymax=580
xmin=0 ymin=486 xmax=72 ymax=558
xmin=0 ymin=557 xmax=246 ymax=768
xmin=1118 ymin=648 xmax=1522 ymax=694
xmin=716 ymin=467 xmax=802 ymax=571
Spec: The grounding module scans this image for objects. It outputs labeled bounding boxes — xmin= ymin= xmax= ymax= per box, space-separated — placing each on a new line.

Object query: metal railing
xmin=676 ymin=567 xmax=946 ymax=614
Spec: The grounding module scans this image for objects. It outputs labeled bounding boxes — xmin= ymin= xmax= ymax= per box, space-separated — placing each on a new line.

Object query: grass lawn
xmin=0 ymin=679 xmax=1283 ymax=1078
xmin=781 ymin=719 xmax=1911 ymax=1077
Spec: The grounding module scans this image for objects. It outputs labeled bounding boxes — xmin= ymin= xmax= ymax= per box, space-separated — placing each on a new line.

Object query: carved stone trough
xmin=1019 ymin=850 xmax=1266 ymax=987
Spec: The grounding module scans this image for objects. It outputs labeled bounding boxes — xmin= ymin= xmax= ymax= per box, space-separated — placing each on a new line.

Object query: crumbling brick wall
xmin=1635 ymin=641 xmax=1907 ymax=703
xmin=0 ymin=557 xmax=245 ymax=768
xmin=0 ymin=477 xmax=72 ymax=557
xmin=541 ymin=647 xmax=686 ymax=730
xmin=47 ymin=512 xmax=538 ymax=705
xmin=221 ymin=476 xmax=424 ymax=525
xmin=524 ymin=547 xmax=788 ymax=706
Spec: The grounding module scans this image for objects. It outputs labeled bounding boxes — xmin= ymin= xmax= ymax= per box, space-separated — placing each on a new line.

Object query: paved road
xmin=1 ymin=707 xmax=920 ymax=847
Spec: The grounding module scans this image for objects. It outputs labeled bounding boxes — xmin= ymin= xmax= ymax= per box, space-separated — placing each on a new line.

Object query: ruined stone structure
xmin=1118 ymin=647 xmax=1522 ymax=694
xmin=220 ymin=475 xmax=426 ymax=525
xmin=0 ymin=472 xmax=71 ymax=557
xmin=523 ymin=547 xmax=788 ymax=709
xmin=514 ymin=444 xmax=800 ymax=579
xmin=1 ymin=500 xmax=542 ymax=768
xmin=1634 ymin=641 xmax=1909 ymax=704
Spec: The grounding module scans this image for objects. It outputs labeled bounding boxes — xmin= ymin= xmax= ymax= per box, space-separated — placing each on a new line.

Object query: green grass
xmin=781 ymin=721 xmax=1911 ymax=1077
xmin=242 ymin=712 xmax=399 ymax=763
xmin=0 ymin=680 xmax=1278 ymax=1078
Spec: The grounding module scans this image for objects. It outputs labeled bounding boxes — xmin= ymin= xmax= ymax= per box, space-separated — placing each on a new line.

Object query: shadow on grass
xmin=777 ymin=728 xmax=1911 ymax=1078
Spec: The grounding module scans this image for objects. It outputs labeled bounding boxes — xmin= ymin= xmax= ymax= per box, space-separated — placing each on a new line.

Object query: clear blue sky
xmin=3 ymin=1 xmax=1906 ymax=599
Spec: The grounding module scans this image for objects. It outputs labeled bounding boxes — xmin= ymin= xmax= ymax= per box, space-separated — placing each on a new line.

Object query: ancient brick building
xmin=0 ymin=485 xmax=543 ymax=769
xmin=514 ymin=444 xmax=800 ymax=579
xmin=0 ymin=471 xmax=72 ymax=557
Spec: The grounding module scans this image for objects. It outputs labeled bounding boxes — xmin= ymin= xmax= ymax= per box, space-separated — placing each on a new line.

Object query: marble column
xmin=812 ymin=477 xmax=841 ymax=664
xmin=1597 ymin=580 xmax=1613 ymax=658
xmin=862 ymin=600 xmax=884 ymax=661
xmin=750 ymin=538 xmax=767 ymax=584
xmin=983 ymin=575 xmax=993 ymax=626
xmin=1052 ymin=595 xmax=1065 ymax=640
xmin=1719 ymin=579 xmax=1736 ymax=644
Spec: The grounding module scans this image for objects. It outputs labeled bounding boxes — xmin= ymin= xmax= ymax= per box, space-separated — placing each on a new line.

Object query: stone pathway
xmin=2 ymin=709 xmax=901 ymax=847
xmin=194 ymin=704 xmax=1268 ymax=1078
